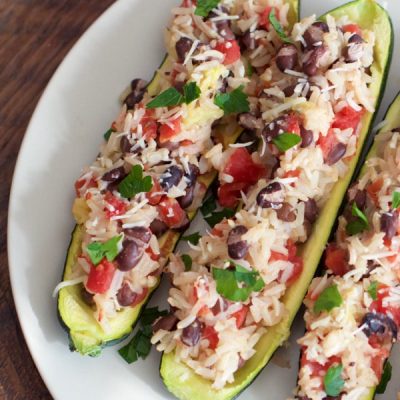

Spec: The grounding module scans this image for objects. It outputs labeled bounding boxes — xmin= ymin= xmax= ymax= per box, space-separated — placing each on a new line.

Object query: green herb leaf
xmin=118 ymin=165 xmax=153 ymax=198
xmin=367 ymin=281 xmax=378 ymax=300
xmin=346 ymin=202 xmax=369 ymax=235
xmin=272 ymin=132 xmax=301 ymax=152
xmin=269 ymin=8 xmax=292 ymax=44
xmin=205 ymin=207 xmax=235 ymax=228
xmin=183 ymin=82 xmax=201 ymax=104
xmin=104 ymin=128 xmax=115 ymax=141
xmin=146 ymin=87 xmax=184 ymax=109
xmin=324 ymin=364 xmax=345 ymax=397
xmin=182 ymin=232 xmax=201 ymax=245
xmin=376 ymin=361 xmax=392 ymax=394
xmin=194 ymin=0 xmax=221 ymax=17
xmin=118 ymin=306 xmax=167 ymax=364
xmin=392 ymin=191 xmax=400 ymax=209
xmin=86 ymin=235 xmax=122 ymax=265
xmin=314 ymin=284 xmax=343 ymax=314
xmin=214 ymin=85 xmax=250 ymax=115
xmin=246 ymin=61 xmax=254 ymax=77
xmin=181 ymin=254 xmax=193 ymax=271
xmin=200 ymin=194 xmax=217 ymax=216
xmin=212 ymin=261 xmax=265 ymax=302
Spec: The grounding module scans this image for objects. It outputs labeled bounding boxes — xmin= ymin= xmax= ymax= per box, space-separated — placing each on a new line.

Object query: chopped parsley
xmin=201 ymin=195 xmax=217 ymax=216
xmin=214 ymin=85 xmax=250 ymax=115
xmin=367 ymin=281 xmax=378 ymax=300
xmin=146 ymin=82 xmax=201 ymax=109
xmin=118 ymin=307 xmax=168 ymax=364
xmin=324 ymin=364 xmax=345 ymax=397
xmin=194 ymin=0 xmax=221 ymax=17
xmin=392 ymin=191 xmax=400 ymax=209
xmin=376 ymin=361 xmax=392 ymax=394
xmin=272 ymin=132 xmax=301 ymax=152
xmin=200 ymin=193 xmax=235 ymax=227
xmin=269 ymin=8 xmax=292 ymax=44
xmin=103 ymin=128 xmax=115 ymax=141
xmin=212 ymin=261 xmax=265 ymax=302
xmin=346 ymin=202 xmax=369 ymax=236
xmin=118 ymin=165 xmax=153 ymax=198
xmin=181 ymin=254 xmax=193 ymax=271
xmin=86 ymin=235 xmax=122 ymax=265
xmin=182 ymin=232 xmax=201 ymax=245
xmin=314 ymin=284 xmax=343 ymax=314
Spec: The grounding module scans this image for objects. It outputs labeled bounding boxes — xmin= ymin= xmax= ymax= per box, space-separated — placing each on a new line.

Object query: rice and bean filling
xmin=59 ymin=0 xmax=265 ymax=330
xmin=296 ymin=128 xmax=400 ymax=400
xmin=151 ymin=13 xmax=375 ymax=390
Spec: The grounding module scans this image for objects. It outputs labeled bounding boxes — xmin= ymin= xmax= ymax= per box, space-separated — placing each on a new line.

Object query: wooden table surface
xmin=0 ymin=1 xmax=115 ymax=398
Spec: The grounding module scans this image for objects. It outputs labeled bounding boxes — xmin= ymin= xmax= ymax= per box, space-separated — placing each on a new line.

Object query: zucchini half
xmin=57 ymin=56 xmax=243 ymax=356
xmin=159 ymin=1 xmax=392 ymax=399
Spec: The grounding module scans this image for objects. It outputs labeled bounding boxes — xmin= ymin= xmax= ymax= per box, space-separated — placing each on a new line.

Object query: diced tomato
xmin=318 ymin=128 xmax=337 ymax=159
xmin=259 ymin=6 xmax=280 ymax=30
xmin=367 ymin=178 xmax=383 ymax=206
xmin=270 ymin=239 xmax=296 ymax=262
xmin=74 ymin=177 xmax=97 ymax=197
xmin=285 ymin=257 xmax=303 ymax=286
xmin=130 ymin=287 xmax=149 ymax=307
xmin=103 ymin=191 xmax=127 ymax=219
xmin=86 ymin=259 xmax=116 ymax=294
xmin=141 ymin=110 xmax=158 ymax=140
xmin=214 ymin=40 xmax=241 ymax=65
xmin=342 ymin=23 xmax=362 ymax=36
xmin=332 ymin=105 xmax=364 ymax=133
xmin=159 ymin=117 xmax=182 ymax=143
xmin=202 ymin=325 xmax=219 ymax=350
xmin=275 ymin=240 xmax=303 ymax=285
xmin=198 ymin=305 xmax=210 ymax=318
xmin=324 ymin=243 xmax=349 ymax=276
xmin=286 ymin=113 xmax=301 ymax=135
xmin=283 ymin=168 xmax=301 ymax=187
xmin=158 ymin=197 xmax=187 ymax=228
xmin=218 ymin=182 xmax=247 ymax=208
xmin=210 ymin=227 xmax=224 ymax=237
xmin=146 ymin=178 xmax=163 ymax=205
xmin=224 ymin=148 xmax=266 ymax=184
xmin=231 ymin=306 xmax=249 ymax=328
xmin=146 ymin=247 xmax=160 ymax=262
xmin=370 ymin=284 xmax=400 ymax=326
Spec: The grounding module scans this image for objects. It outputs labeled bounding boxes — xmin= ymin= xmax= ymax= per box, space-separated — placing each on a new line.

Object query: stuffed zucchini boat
xmin=56 ymin=0 xmax=298 ymax=356
xmin=152 ymin=1 xmax=392 ymax=399
xmin=295 ymin=92 xmax=400 ymax=400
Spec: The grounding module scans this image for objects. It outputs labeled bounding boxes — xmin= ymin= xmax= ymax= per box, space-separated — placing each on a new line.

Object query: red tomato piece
xmin=141 ymin=110 xmax=158 ymax=140
xmin=159 ymin=117 xmax=182 ymax=143
xmin=103 ymin=191 xmax=127 ymax=219
xmin=74 ymin=177 xmax=97 ymax=197
xmin=286 ymin=113 xmax=301 ymax=135
xmin=158 ymin=197 xmax=187 ymax=228
xmin=231 ymin=306 xmax=249 ymax=328
xmin=86 ymin=259 xmax=116 ymax=294
xmin=218 ymin=182 xmax=247 ymax=208
xmin=146 ymin=178 xmax=163 ymax=205
xmin=214 ymin=40 xmax=241 ymax=65
xmin=367 ymin=178 xmax=383 ymax=207
xmin=202 ymin=325 xmax=219 ymax=350
xmin=146 ymin=247 xmax=160 ymax=262
xmin=324 ymin=243 xmax=349 ymax=276
xmin=259 ymin=6 xmax=280 ymax=30
xmin=332 ymin=105 xmax=364 ymax=133
xmin=318 ymin=128 xmax=337 ymax=159
xmin=342 ymin=24 xmax=362 ymax=36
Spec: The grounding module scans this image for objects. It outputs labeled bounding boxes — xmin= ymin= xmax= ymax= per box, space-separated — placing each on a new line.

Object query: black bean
xmin=152 ymin=314 xmax=179 ymax=333
xmin=353 ymin=190 xmax=367 ymax=210
xmin=181 ymin=319 xmax=202 ymax=347
xmin=227 ymin=225 xmax=249 ymax=260
xmin=241 ymin=30 xmax=256 ymax=51
xmin=237 ymin=130 xmax=259 ymax=154
xmin=276 ymin=44 xmax=298 ymax=73
xmin=283 ymin=84 xmax=296 ymax=97
xmin=124 ymin=79 xmax=148 ymax=109
xmin=175 ymin=37 xmax=194 ymax=63
xmin=120 ymin=135 xmax=132 ymax=153
xmin=303 ymin=46 xmax=327 ymax=76
xmin=211 ymin=298 xmax=229 ymax=315
xmin=150 ymin=219 xmax=168 ymax=237
xmin=262 ymin=114 xmax=290 ymax=142
xmin=380 ymin=212 xmax=398 ymax=240
xmin=349 ymin=33 xmax=363 ymax=44
xmin=361 ymin=312 xmax=398 ymax=340
xmin=239 ymin=113 xmax=260 ymax=131
xmin=102 ymin=166 xmax=126 ymax=182
xmin=184 ymin=163 xmax=200 ymax=186
xmin=209 ymin=7 xmax=235 ymax=40
xmin=325 ymin=142 xmax=347 ymax=165
xmin=115 ymin=240 xmax=143 ymax=271
xmin=81 ymin=286 xmax=95 ymax=307
xmin=303 ymin=21 xmax=328 ymax=49
xmin=124 ymin=227 xmax=152 ymax=244
xmin=219 ymin=77 xmax=228 ymax=93
xmin=344 ymin=34 xmax=364 ymax=63
xmin=178 ymin=184 xmax=195 ymax=209
xmin=276 ymin=202 xmax=296 ymax=222
xmin=160 ymin=165 xmax=184 ymax=190
xmin=256 ymin=182 xmax=283 ymax=209
xmin=174 ymin=80 xmax=186 ymax=94
xmin=304 ymin=198 xmax=318 ymax=224
xmin=117 ymin=282 xmax=138 ymax=307
xmin=300 ymin=126 xmax=314 ymax=148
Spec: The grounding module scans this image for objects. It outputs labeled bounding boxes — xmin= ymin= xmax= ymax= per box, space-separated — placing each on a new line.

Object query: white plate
xmin=8 ymin=0 xmax=400 ymax=399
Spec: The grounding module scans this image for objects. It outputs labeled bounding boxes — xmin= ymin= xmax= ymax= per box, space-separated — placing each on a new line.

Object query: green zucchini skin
xmin=159 ymin=1 xmax=393 ymax=399
xmin=56 ymin=53 xmax=244 ymax=356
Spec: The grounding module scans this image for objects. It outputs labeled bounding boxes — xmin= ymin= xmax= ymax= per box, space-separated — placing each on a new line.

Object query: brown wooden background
xmin=0 ymin=1 xmax=115 ymax=398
